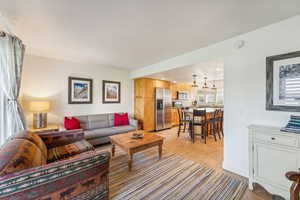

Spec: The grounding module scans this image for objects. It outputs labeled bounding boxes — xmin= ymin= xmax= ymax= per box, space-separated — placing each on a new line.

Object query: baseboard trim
xmin=223 ymin=162 xmax=249 ymax=178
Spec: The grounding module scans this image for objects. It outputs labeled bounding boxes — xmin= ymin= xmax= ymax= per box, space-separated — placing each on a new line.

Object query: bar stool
xmin=189 ymin=109 xmax=208 ymax=143
xmin=177 ymin=107 xmax=191 ymax=137
xmin=218 ymin=110 xmax=224 ymax=137
xmin=209 ymin=109 xmax=222 ymax=141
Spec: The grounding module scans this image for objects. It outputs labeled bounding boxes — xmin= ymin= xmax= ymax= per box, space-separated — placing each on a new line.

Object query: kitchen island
xmin=171 ymin=105 xmax=224 ymax=127
xmin=193 ymin=104 xmax=224 ymax=109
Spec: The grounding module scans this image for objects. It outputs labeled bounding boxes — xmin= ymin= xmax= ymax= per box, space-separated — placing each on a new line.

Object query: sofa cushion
xmin=108 ymin=113 xmax=115 ymax=127
xmin=111 ymin=125 xmax=136 ymax=133
xmin=85 ymin=127 xmax=119 ymax=139
xmin=47 ymin=140 xmax=94 ymax=162
xmin=75 ymin=115 xmax=89 ymax=129
xmin=88 ymin=114 xmax=109 ymax=129
xmin=14 ymin=131 xmax=48 ymax=159
xmin=84 ymin=125 xmax=136 ymax=140
xmin=0 ymin=139 xmax=45 ymax=176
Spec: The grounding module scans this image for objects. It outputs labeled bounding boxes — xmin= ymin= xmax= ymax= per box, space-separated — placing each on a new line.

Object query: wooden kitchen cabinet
xmin=171 ymin=83 xmax=193 ymax=99
xmin=134 ymin=79 xmax=196 ymax=131
xmin=134 ymin=78 xmax=144 ymax=97
xmin=134 ymin=78 xmax=171 ymax=131
xmin=171 ymin=108 xmax=179 ymax=126
xmin=145 ymin=79 xmax=156 ymax=98
xmin=171 ymin=83 xmax=177 ymax=99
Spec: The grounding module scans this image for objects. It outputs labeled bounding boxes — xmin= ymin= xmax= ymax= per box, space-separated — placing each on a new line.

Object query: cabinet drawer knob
xmin=271 ymin=137 xmax=276 ymax=140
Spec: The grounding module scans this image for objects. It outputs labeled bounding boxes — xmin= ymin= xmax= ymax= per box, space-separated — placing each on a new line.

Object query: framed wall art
xmin=102 ymin=80 xmax=120 ymax=103
xmin=68 ymin=77 xmax=93 ymax=104
xmin=266 ymin=51 xmax=300 ymax=112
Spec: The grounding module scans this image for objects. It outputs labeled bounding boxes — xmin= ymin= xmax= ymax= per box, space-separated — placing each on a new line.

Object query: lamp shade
xmin=29 ymin=101 xmax=50 ymax=112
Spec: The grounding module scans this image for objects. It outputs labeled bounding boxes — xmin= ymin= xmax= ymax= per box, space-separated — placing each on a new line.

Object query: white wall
xmin=21 ymin=55 xmax=133 ymax=125
xmin=130 ymin=15 xmax=300 ymax=177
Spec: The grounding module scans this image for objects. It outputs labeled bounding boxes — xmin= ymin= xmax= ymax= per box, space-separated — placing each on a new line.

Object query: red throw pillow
xmin=64 ymin=117 xmax=81 ymax=130
xmin=114 ymin=113 xmax=129 ymax=126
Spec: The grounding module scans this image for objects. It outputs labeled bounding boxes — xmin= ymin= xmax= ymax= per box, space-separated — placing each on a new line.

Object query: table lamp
xmin=29 ymin=101 xmax=50 ymax=129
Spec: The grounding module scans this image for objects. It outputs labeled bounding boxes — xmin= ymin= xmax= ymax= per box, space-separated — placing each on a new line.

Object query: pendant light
xmin=202 ymin=77 xmax=209 ymax=89
xmin=192 ymin=74 xmax=198 ymax=87
xmin=212 ymin=80 xmax=217 ymax=90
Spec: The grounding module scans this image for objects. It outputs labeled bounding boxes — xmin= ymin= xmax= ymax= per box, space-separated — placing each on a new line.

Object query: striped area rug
xmin=97 ymin=146 xmax=247 ymax=200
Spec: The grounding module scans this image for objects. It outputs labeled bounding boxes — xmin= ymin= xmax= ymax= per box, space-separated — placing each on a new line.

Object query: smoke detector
xmin=234 ymin=40 xmax=245 ymax=49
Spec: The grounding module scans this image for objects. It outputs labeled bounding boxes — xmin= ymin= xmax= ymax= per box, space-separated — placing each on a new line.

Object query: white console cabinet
xmin=248 ymin=125 xmax=299 ymax=199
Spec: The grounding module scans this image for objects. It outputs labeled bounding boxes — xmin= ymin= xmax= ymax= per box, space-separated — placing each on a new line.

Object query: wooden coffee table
xmin=109 ymin=132 xmax=164 ymax=171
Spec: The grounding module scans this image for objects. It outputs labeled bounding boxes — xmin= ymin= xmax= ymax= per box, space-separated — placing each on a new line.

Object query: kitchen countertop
xmin=187 ymin=107 xmax=220 ymax=113
xmin=172 ymin=106 xmax=223 ymax=113
xmin=172 ymin=105 xmax=223 ymax=108
xmin=196 ymin=104 xmax=223 ymax=108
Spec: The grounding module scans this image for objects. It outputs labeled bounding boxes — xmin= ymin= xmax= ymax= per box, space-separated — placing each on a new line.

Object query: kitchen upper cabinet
xmin=155 ymin=80 xmax=170 ymax=89
xmin=171 ymin=83 xmax=192 ymax=100
xmin=134 ymin=78 xmax=145 ymax=97
xmin=145 ymin=79 xmax=155 ymax=98
xmin=171 ymin=84 xmax=177 ymax=99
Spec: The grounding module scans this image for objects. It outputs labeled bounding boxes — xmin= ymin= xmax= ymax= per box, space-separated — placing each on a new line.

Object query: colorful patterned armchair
xmin=0 ymin=130 xmax=110 ymax=200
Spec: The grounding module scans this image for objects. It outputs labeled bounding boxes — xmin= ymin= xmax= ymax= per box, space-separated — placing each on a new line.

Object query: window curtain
xmin=0 ymin=32 xmax=26 ymax=146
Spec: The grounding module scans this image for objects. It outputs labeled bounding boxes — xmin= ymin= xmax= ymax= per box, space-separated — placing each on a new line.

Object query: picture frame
xmin=102 ymin=80 xmax=121 ymax=104
xmin=266 ymin=51 xmax=300 ymax=112
xmin=68 ymin=77 xmax=93 ymax=104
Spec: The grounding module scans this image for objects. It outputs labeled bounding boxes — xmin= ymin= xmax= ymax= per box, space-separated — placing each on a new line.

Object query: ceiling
xmin=147 ymin=60 xmax=224 ymax=83
xmin=1 ymin=0 xmax=300 ymax=69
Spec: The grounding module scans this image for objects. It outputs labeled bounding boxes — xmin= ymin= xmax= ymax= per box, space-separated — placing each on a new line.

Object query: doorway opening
xmin=134 ymin=59 xmax=225 ymax=169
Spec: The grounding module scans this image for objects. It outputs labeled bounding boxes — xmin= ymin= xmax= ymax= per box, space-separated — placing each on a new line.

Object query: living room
xmin=1 ymin=1 xmax=300 ymax=200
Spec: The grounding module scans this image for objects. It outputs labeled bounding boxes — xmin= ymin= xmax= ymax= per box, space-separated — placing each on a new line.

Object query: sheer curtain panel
xmin=0 ymin=32 xmax=26 ymax=146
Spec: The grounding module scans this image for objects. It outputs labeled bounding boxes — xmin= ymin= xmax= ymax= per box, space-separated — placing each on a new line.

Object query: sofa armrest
xmin=37 ymin=129 xmax=85 ymax=148
xmin=129 ymin=118 xmax=138 ymax=129
xmin=0 ymin=151 xmax=110 ymax=200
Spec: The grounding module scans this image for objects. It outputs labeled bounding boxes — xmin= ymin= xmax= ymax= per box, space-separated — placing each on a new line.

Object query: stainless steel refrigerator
xmin=155 ymin=88 xmax=172 ymax=131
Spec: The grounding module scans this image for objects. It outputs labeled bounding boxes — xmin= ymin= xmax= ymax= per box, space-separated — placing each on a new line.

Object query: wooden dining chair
xmin=286 ymin=171 xmax=300 ymax=200
xmin=209 ymin=109 xmax=222 ymax=141
xmin=189 ymin=109 xmax=208 ymax=143
xmin=177 ymin=108 xmax=191 ymax=137
xmin=218 ymin=109 xmax=224 ymax=137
